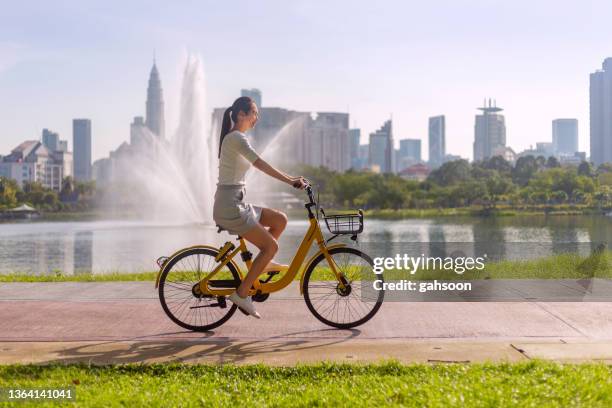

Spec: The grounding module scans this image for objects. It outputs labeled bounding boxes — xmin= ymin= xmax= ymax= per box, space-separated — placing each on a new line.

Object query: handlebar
xmin=305 ymin=184 xmax=315 ymax=205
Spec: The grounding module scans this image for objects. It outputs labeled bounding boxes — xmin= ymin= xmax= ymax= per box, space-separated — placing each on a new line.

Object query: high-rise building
xmin=590 ymin=58 xmax=612 ymax=166
xmin=473 ymin=100 xmax=506 ymax=162
xmin=349 ymin=129 xmax=361 ymax=169
xmin=214 ymin=105 xmax=350 ymax=172
xmin=302 ymin=113 xmax=350 ymax=172
xmin=397 ymin=139 xmax=422 ymax=172
xmin=73 ymin=119 xmax=92 ymax=181
xmin=58 ymin=140 xmax=68 ymax=152
xmin=130 ymin=116 xmax=148 ymax=151
xmin=536 ymin=142 xmax=554 ymax=158
xmin=0 ymin=141 xmax=71 ymax=191
xmin=400 ymin=139 xmax=422 ymax=161
xmin=369 ymin=120 xmax=393 ymax=173
xmin=357 ymin=144 xmax=369 ymax=170
xmin=552 ymin=119 xmax=578 ymax=157
xmin=428 ymin=116 xmax=445 ymax=168
xmin=145 ymin=61 xmax=165 ymax=139
xmin=42 ymin=129 xmax=59 ymax=152
xmin=241 ymin=88 xmax=262 ymax=108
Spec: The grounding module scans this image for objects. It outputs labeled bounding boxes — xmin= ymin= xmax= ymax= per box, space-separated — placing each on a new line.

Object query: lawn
xmin=1 ymin=250 xmax=610 ymax=282
xmin=1 ymin=361 xmax=611 ymax=407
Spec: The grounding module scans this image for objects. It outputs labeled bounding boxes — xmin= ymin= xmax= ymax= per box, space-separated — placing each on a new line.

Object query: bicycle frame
xmin=195 ymin=215 xmax=348 ymax=297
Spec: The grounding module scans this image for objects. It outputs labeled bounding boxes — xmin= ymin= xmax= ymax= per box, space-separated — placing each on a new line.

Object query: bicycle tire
xmin=303 ymin=247 xmax=384 ymax=329
xmin=158 ymin=247 xmax=239 ymax=332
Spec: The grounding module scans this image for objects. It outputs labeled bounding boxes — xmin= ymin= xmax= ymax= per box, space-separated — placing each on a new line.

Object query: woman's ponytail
xmin=218 ymin=107 xmax=233 ymax=158
xmin=218 ymin=96 xmax=255 ymax=158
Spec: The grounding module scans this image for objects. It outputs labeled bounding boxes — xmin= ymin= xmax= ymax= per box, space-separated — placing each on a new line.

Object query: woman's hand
xmin=289 ymin=176 xmax=308 ymax=189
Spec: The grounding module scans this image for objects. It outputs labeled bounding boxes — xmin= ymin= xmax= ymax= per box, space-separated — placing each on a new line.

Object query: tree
xmin=512 ymin=156 xmax=539 ymax=186
xmin=597 ymin=163 xmax=612 ymax=174
xmin=332 ymin=172 xmax=373 ymax=207
xmin=0 ymin=177 xmax=18 ymax=208
xmin=594 ymin=187 xmax=611 ymax=208
xmin=486 ymin=176 xmax=515 ymax=203
xmin=550 ymin=190 xmax=568 ymax=204
xmin=577 ymin=161 xmax=594 ymax=177
xmin=43 ymin=191 xmax=59 ymax=208
xmin=482 ymin=156 xmax=512 ymax=175
xmin=428 ymin=160 xmax=471 ymax=186
xmin=546 ymin=156 xmax=560 ymax=168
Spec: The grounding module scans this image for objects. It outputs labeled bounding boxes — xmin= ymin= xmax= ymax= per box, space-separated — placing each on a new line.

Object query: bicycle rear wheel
xmin=158 ymin=247 xmax=240 ymax=332
xmin=303 ymin=247 xmax=384 ymax=329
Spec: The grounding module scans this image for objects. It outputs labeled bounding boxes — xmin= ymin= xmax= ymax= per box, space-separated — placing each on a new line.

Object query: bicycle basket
xmin=323 ymin=210 xmax=364 ymax=235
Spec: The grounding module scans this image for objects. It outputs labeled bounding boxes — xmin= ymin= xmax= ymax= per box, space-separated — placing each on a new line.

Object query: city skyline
xmin=2 ymin=1 xmax=612 ymax=161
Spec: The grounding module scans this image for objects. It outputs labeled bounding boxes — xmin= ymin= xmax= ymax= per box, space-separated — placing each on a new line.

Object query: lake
xmin=0 ymin=215 xmax=610 ymax=275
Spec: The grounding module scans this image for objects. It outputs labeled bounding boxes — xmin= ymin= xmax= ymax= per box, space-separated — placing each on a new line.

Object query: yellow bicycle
xmin=155 ymin=185 xmax=384 ymax=331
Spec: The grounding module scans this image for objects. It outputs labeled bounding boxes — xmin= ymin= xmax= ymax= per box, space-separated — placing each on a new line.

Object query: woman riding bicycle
xmin=214 ymin=96 xmax=308 ymax=319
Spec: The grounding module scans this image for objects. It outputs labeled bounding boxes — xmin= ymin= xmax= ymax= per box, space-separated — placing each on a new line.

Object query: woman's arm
xmin=231 ymin=132 xmax=307 ymax=188
xmin=252 ymin=158 xmax=305 ymax=187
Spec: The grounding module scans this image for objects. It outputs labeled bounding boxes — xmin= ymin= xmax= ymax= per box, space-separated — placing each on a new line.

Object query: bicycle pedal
xmin=259 ymin=270 xmax=280 ymax=284
xmin=217 ymin=296 xmax=227 ymax=309
xmin=252 ymin=291 xmax=270 ymax=302
xmin=215 ymin=241 xmax=235 ymax=262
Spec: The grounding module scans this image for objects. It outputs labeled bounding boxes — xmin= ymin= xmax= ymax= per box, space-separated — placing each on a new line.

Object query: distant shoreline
xmin=1 ymin=206 xmax=609 ymax=223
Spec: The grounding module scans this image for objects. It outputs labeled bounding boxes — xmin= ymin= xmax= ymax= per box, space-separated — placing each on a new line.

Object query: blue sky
xmin=1 ymin=0 xmax=612 ymax=161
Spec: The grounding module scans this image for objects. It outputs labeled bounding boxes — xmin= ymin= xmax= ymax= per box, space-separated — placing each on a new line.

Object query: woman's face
xmin=245 ymin=102 xmax=259 ymax=129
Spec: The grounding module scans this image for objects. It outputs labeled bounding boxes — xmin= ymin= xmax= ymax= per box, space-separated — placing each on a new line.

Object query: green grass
xmin=1 ymin=361 xmax=612 ymax=407
xmin=382 ymin=250 xmax=612 ymax=280
xmin=1 ymin=251 xmax=610 ymax=282
xmin=0 ymin=271 xmax=161 ymax=282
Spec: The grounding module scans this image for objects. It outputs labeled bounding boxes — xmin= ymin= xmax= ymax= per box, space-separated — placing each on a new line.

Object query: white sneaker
xmin=228 ymin=292 xmax=261 ymax=319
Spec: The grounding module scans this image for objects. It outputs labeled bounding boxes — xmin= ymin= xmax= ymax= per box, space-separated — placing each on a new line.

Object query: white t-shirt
xmin=217 ymin=130 xmax=261 ymax=186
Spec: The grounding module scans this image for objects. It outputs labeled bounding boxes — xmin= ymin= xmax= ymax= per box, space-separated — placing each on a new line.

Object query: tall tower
xmin=145 ymin=61 xmax=165 ymax=139
xmin=590 ymin=58 xmax=612 ymax=166
xmin=473 ymin=99 xmax=506 ymax=162
xmin=369 ymin=119 xmax=393 ymax=173
xmin=552 ymin=119 xmax=578 ymax=157
xmin=428 ymin=115 xmax=445 ymax=168
xmin=73 ymin=119 xmax=92 ymax=181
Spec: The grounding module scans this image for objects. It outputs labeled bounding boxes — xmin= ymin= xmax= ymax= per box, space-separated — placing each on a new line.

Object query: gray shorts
xmin=213 ymin=185 xmax=263 ymax=236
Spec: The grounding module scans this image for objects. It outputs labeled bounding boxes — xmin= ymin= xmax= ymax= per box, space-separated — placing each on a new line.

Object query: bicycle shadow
xmin=51 ymin=328 xmax=362 ymax=365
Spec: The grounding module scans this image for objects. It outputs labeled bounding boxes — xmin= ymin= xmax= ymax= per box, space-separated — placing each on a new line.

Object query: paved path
xmin=1 ymin=282 xmax=612 ymax=364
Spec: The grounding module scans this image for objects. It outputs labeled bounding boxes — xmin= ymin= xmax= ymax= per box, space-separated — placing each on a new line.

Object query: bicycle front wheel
xmin=303 ymin=247 xmax=384 ymax=329
xmin=158 ymin=247 xmax=240 ymax=332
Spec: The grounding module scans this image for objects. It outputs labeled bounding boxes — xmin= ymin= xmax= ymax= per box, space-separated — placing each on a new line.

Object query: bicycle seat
xmin=216 ymin=224 xmax=242 ymax=239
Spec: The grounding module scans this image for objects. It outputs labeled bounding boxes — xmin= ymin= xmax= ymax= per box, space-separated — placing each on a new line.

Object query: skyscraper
xmin=552 ymin=119 xmax=578 ymax=157
xmin=42 ymin=129 xmax=59 ymax=151
xmin=349 ymin=128 xmax=361 ymax=169
xmin=590 ymin=58 xmax=612 ymax=166
xmin=130 ymin=116 xmax=147 ymax=151
xmin=145 ymin=61 xmax=165 ymax=139
xmin=428 ymin=116 xmax=445 ymax=168
xmin=369 ymin=119 xmax=393 ymax=173
xmin=73 ymin=119 xmax=92 ymax=181
xmin=400 ymin=139 xmax=422 ymax=162
xmin=241 ymin=88 xmax=262 ymax=108
xmin=473 ymin=100 xmax=506 ymax=162
xmin=303 ymin=113 xmax=350 ymax=172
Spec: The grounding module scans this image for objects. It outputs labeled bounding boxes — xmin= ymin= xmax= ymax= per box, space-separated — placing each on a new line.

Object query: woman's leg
xmin=259 ymin=207 xmax=288 ymax=239
xmin=237 ymin=223 xmax=279 ymax=298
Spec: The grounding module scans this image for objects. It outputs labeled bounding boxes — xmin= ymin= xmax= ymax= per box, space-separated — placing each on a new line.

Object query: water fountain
xmin=103 ymin=53 xmax=309 ymax=224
